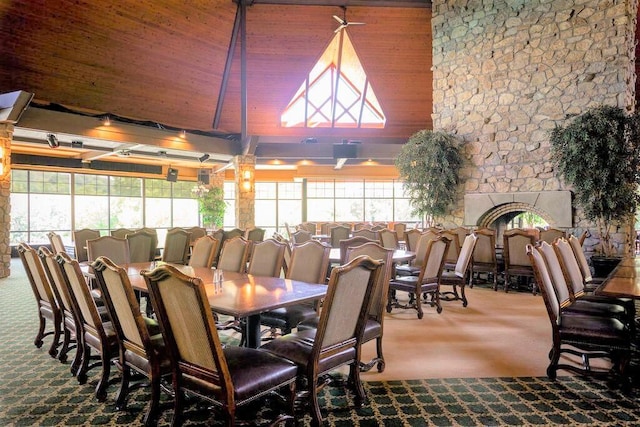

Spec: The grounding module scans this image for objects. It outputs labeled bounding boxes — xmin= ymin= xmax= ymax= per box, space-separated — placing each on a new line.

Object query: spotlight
xmin=198 ymin=153 xmax=210 ymax=163
xmin=46 ymin=133 xmax=59 ymax=148
xmin=102 ymin=116 xmax=111 ymax=126
xmin=71 ymin=140 xmax=83 ymax=149
xmin=158 ymin=150 xmax=167 ymax=157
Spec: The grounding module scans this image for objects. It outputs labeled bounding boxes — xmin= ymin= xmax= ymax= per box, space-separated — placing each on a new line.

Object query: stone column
xmin=233 ymin=154 xmax=255 ymax=230
xmin=0 ymin=123 xmax=12 ymax=277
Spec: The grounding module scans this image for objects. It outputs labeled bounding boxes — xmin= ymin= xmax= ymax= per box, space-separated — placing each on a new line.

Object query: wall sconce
xmin=242 ymin=169 xmax=253 ymax=191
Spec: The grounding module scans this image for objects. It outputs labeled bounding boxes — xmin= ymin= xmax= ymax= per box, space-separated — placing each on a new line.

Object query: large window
xmin=306 ymin=179 xmax=418 ymax=224
xmin=11 ymin=171 xmax=201 ymax=246
xmin=254 ymin=182 xmax=303 ymax=236
xmin=11 ymin=171 xmax=72 ymax=244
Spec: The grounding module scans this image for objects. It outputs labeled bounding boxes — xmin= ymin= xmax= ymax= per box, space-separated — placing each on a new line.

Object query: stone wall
xmin=233 ymin=154 xmax=255 ymax=230
xmin=431 ymin=0 xmax=638 ymax=254
xmin=0 ymin=123 xmax=11 ymax=277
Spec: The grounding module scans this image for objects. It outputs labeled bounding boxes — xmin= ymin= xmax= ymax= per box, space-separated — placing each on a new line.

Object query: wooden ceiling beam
xmin=247 ymin=0 xmax=431 ymax=7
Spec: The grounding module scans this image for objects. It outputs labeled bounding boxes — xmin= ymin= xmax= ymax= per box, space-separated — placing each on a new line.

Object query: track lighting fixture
xmin=198 ymin=153 xmax=210 ymax=163
xmin=46 ymin=133 xmax=59 ymax=148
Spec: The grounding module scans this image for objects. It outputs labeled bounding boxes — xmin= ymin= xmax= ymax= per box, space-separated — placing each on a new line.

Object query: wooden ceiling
xmin=0 ymin=0 xmax=432 ymax=170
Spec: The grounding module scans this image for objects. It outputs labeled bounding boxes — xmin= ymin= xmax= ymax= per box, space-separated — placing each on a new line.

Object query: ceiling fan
xmin=333 ymin=7 xmax=365 ymax=33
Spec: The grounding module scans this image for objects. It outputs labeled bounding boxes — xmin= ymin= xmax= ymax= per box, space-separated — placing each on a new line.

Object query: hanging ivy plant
xmin=549 ymin=105 xmax=640 ymax=256
xmin=197 ymin=185 xmax=226 ymax=228
xmin=395 ymin=130 xmax=462 ymax=225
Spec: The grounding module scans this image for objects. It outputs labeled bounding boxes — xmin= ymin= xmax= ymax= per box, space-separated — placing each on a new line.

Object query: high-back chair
xmin=450 ymin=226 xmax=470 ymax=250
xmin=338 ymin=236 xmax=377 ymax=264
xmin=111 ymin=228 xmax=135 ymax=239
xmin=183 ymin=226 xmax=207 ymax=246
xmin=247 ymin=238 xmax=286 ymax=277
xmin=223 ymin=227 xmax=244 ymax=241
xmin=245 ymin=227 xmax=266 ymax=242
xmin=395 ymin=231 xmax=438 ymax=276
xmin=216 ymin=236 xmax=250 ymax=273
xmin=503 ymin=228 xmax=537 ymax=293
xmin=261 ymin=255 xmax=383 ymax=426
xmin=526 ymin=244 xmax=631 ymax=381
xmin=568 ymin=234 xmax=595 ymax=285
xmin=352 ymin=228 xmax=379 ymax=240
xmin=18 ymin=243 xmax=62 ymax=358
xmin=57 ymin=252 xmax=118 ymax=401
xmin=73 ymin=228 xmax=100 ymax=263
xmin=539 ymin=227 xmax=566 ymax=244
xmin=209 ymin=228 xmax=225 ymax=267
xmin=87 ymin=236 xmax=130 ymax=265
xmin=188 ymin=235 xmax=219 ymax=268
xmin=378 ymin=229 xmax=399 ymax=249
xmin=38 ymin=246 xmax=78 ymax=365
xmin=260 ymin=240 xmax=331 ymax=335
xmin=440 ymin=233 xmax=478 ymax=307
xmin=47 ymin=231 xmax=67 ymax=255
xmin=551 ymin=239 xmax=634 ymax=321
xmin=290 ymin=229 xmax=312 ymax=244
xmin=141 ymin=264 xmax=298 ymax=426
xmin=404 ymin=228 xmax=423 ymax=252
xmin=92 ymin=256 xmax=171 ymax=425
xmin=139 ymin=227 xmax=159 ymax=260
xmin=393 ymin=222 xmax=407 ymax=242
xmin=126 ymin=229 xmax=156 ymax=263
xmin=161 ymin=228 xmax=191 ymax=264
xmin=470 ymin=227 xmax=498 ymax=290
xmin=330 ymin=225 xmax=351 ymax=248
xmin=388 ymin=236 xmax=450 ymax=317
xmin=298 ymin=222 xmax=317 ymax=234
xmin=440 ymin=229 xmax=461 ymax=271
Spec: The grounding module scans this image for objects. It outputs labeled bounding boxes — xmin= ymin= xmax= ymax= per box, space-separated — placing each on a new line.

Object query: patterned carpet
xmin=3 ymin=261 xmax=640 ymax=426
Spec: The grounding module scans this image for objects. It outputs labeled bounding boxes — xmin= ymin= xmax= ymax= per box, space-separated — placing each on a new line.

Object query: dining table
xmin=81 ymin=261 xmax=327 ymax=348
xmin=595 ymin=257 xmax=640 ymax=299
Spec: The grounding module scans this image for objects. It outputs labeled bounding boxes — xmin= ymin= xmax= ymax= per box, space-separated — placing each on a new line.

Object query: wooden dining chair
xmin=87 ymin=235 xmax=130 ymax=265
xmin=161 ymin=228 xmax=191 ymax=264
xmin=126 ymin=229 xmax=156 ymax=263
xmin=338 ymin=236 xmax=377 ymax=264
xmin=188 ymin=235 xmax=219 ymax=268
xmin=503 ymin=228 xmax=537 ymax=293
xmin=58 ymin=252 xmax=119 ymax=401
xmin=539 ymin=227 xmax=566 ymax=244
xmin=142 ymin=264 xmax=298 ymax=426
xmin=47 ymin=231 xmax=67 ymax=255
xmin=393 ymin=222 xmax=407 ymax=242
xmin=261 ymin=255 xmax=383 ymax=426
xmin=378 ymin=229 xmax=399 ymax=249
xmin=290 ymin=229 xmax=312 ymax=244
xmin=73 ymin=228 xmax=100 ymax=263
xmin=216 ymin=236 xmax=250 ymax=273
xmin=247 ymin=238 xmax=286 ymax=277
xmin=38 ymin=246 xmax=79 ymax=366
xmin=527 ymin=244 xmax=631 ymax=382
xmin=18 ymin=243 xmax=63 ymax=358
xmin=388 ymin=236 xmax=450 ymax=318
xmin=395 ymin=231 xmax=438 ymax=277
xmin=111 ymin=228 xmax=135 ymax=239
xmin=470 ymin=227 xmax=499 ymax=290
xmin=329 ymin=225 xmax=351 ymax=248
xmin=440 ymin=233 xmax=478 ymax=307
xmin=245 ymin=227 xmax=266 ymax=242
xmin=403 ymin=228 xmax=423 ymax=252
xmin=260 ymin=240 xmax=331 ymax=336
xmin=352 ymin=228 xmax=379 ymax=240
xmin=299 ymin=242 xmax=394 ymax=373
xmin=92 ymin=256 xmax=171 ymax=426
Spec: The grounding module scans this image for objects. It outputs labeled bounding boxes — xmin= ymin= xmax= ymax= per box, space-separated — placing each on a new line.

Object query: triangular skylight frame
xmin=281 ymin=29 xmax=386 ymax=129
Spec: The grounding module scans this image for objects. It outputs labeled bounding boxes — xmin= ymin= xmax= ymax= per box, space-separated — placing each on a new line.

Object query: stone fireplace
xmin=431 ymin=0 xmax=637 ymax=255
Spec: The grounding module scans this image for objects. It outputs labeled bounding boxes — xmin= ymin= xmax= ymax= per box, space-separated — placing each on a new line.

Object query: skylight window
xmin=281 ymin=30 xmax=385 ymax=129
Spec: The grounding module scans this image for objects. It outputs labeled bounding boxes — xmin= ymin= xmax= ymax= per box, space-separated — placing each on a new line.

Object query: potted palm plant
xmin=395 ymin=129 xmax=462 ymax=226
xmin=549 ymin=105 xmax=640 ymax=275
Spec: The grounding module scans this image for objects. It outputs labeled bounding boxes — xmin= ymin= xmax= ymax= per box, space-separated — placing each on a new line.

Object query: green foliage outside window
xmin=197 ymin=186 xmax=226 ymax=228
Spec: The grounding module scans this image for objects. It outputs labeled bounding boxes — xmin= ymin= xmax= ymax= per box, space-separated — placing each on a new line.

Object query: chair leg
xmin=547 ymin=345 xmax=560 ymax=380
xmin=70 ymin=338 xmax=84 ymax=376
xmin=34 ymin=314 xmax=46 ymax=349
xmin=95 ymin=349 xmax=111 ymax=401
xmin=48 ymin=319 xmax=62 ymax=358
xmin=349 ymin=362 xmax=367 ymax=406
xmin=375 ymin=337 xmax=385 ymax=373
xmin=460 ymin=284 xmax=468 ymax=307
xmin=58 ymin=328 xmax=72 ymax=363
xmin=144 ymin=369 xmax=162 ymax=426
xmin=115 ymin=364 xmax=131 ymax=410
xmin=309 ymin=379 xmax=323 ymax=427
xmin=77 ymin=344 xmax=91 ymax=384
xmin=171 ymin=382 xmax=184 ymax=427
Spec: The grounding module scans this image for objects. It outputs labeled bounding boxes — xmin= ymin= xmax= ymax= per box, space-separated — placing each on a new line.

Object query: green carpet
xmin=3 ymin=261 xmax=640 ymax=426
